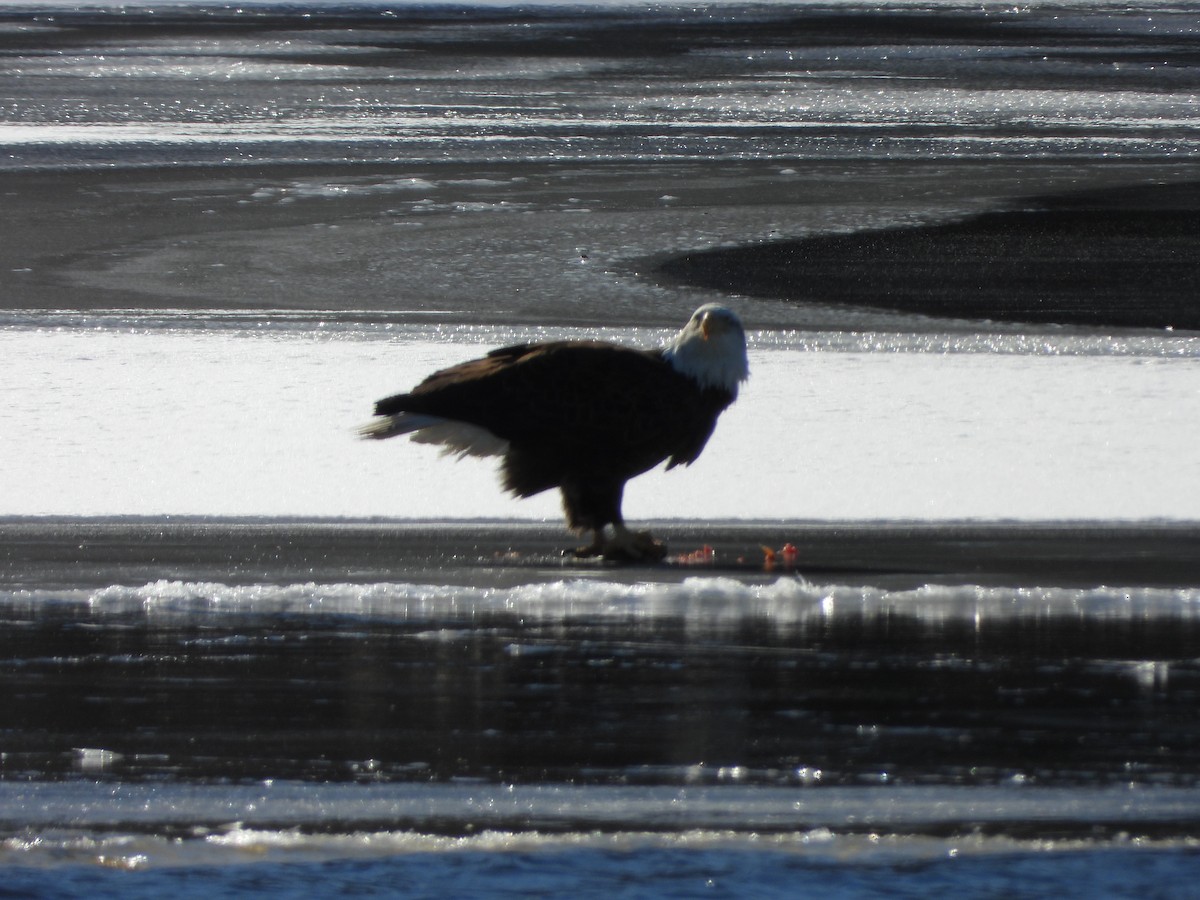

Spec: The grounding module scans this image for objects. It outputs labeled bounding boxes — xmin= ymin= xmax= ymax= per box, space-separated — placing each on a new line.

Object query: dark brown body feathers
xmin=373 ymin=341 xmax=734 ymax=532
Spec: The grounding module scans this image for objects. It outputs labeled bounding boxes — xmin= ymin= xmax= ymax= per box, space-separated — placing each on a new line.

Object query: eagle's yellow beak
xmin=700 ymin=312 xmax=712 ymax=340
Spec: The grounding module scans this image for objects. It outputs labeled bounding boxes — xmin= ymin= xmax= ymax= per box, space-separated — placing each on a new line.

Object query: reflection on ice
xmin=8 ymin=2 xmax=1200 ymax=170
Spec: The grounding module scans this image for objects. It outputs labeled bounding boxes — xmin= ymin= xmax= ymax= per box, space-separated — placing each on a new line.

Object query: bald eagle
xmin=360 ymin=304 xmax=749 ymax=561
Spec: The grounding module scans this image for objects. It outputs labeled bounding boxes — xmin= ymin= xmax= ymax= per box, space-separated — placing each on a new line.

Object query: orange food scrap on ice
xmin=674 ymin=545 xmax=715 ymax=565
xmin=762 ymin=543 xmax=799 ymax=571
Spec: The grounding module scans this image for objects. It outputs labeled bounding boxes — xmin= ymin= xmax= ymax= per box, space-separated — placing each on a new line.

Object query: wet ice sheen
xmin=6 ymin=1 xmax=1200 ymax=170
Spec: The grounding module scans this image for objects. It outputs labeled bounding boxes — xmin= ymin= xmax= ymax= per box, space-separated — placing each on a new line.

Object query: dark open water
xmin=3 ymin=1 xmax=1200 ymax=895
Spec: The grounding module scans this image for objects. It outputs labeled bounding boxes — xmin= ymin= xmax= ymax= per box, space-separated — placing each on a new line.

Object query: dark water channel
xmin=5 ymin=596 xmax=1199 ymax=792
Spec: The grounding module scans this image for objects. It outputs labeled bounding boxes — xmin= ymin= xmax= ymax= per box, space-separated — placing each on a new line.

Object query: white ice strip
xmin=1 ymin=325 xmax=1199 ymax=519
xmin=4 ymin=824 xmax=1198 ymax=874
xmin=1 ymin=780 xmax=1198 ymax=870
xmin=4 ymin=577 xmax=1198 ymax=622
xmin=4 ymin=779 xmax=1199 ymax=835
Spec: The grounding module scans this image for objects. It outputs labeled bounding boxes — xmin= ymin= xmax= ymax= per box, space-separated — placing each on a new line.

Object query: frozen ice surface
xmin=2 ymin=316 xmax=1198 ymax=520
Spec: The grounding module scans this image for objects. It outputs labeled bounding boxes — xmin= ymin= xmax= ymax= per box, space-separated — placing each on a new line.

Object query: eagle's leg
xmin=562 ymin=480 xmax=666 ymax=562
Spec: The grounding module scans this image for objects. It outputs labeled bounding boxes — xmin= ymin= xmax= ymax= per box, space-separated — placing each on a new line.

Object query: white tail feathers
xmin=358 ymin=413 xmax=509 ymax=460
xmin=356 ymin=412 xmax=443 ymax=441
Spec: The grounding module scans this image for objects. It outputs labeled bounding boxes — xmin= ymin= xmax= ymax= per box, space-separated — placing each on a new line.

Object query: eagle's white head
xmin=663 ymin=304 xmax=750 ymax=396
